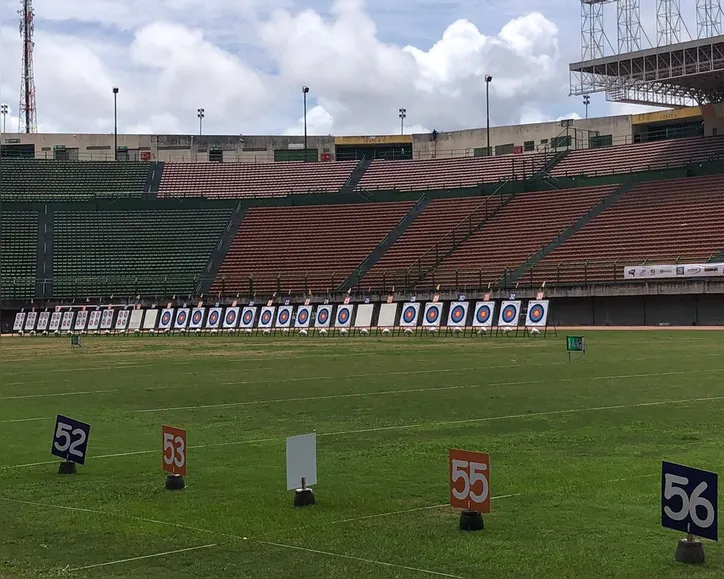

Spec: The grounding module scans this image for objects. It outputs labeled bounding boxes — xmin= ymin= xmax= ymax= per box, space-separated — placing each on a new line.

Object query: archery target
xmin=335 ymin=305 xmax=353 ymax=328
xmin=36 ymin=312 xmax=50 ymax=331
xmin=101 ymin=309 xmax=115 ymax=330
xmin=24 ymin=311 xmax=37 ymax=331
xmin=189 ymin=307 xmax=205 ymax=329
xmin=13 ymin=312 xmax=25 ymax=332
xmin=88 ymin=310 xmax=102 ymax=331
xmin=240 ymin=306 xmax=257 ymax=329
xmin=276 ymin=306 xmax=293 ymax=328
xmin=206 ymin=307 xmax=222 ymax=329
xmin=74 ymin=311 xmax=88 ymax=331
xmin=314 ymin=305 xmax=332 ymax=328
xmin=115 ymin=310 xmax=130 ymax=331
xmin=128 ymin=310 xmax=144 ymax=331
xmin=525 ymin=300 xmax=549 ymax=327
xmin=61 ymin=311 xmax=75 ymax=332
xmin=472 ymin=302 xmax=495 ymax=328
xmin=446 ymin=302 xmax=469 ymax=327
xmin=295 ymin=306 xmax=312 ymax=328
xmin=498 ymin=301 xmax=521 ymax=327
xmin=259 ymin=306 xmax=275 ymax=329
xmin=377 ymin=303 xmax=398 ymax=328
xmin=158 ymin=308 xmax=174 ymax=330
xmin=143 ymin=309 xmax=158 ymax=330
xmin=49 ymin=312 xmax=62 ymax=331
xmin=422 ymin=303 xmax=442 ymax=327
xmin=399 ymin=302 xmax=420 ymax=327
xmin=223 ymin=307 xmax=240 ymax=329
xmin=174 ymin=308 xmax=190 ymax=329
xmin=354 ymin=304 xmax=374 ymax=328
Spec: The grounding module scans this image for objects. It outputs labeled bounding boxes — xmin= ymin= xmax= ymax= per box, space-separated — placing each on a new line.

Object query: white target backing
xmin=498 ymin=301 xmax=522 ymax=327
xmin=422 ymin=303 xmax=442 ymax=327
xmin=399 ymin=302 xmax=420 ymax=327
xmin=472 ymin=302 xmax=495 ymax=328
xmin=525 ymin=300 xmax=549 ymax=327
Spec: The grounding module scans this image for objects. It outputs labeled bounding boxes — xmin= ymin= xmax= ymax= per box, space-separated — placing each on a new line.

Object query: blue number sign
xmin=662 ymin=461 xmax=718 ymax=541
xmin=51 ymin=415 xmax=91 ymax=465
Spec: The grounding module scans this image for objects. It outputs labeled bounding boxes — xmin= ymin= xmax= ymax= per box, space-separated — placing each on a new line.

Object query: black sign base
xmin=58 ymin=461 xmax=77 ymax=475
xmin=293 ymin=488 xmax=315 ymax=507
xmin=675 ymin=538 xmax=705 ymax=564
xmin=165 ymin=474 xmax=185 ymax=491
xmin=459 ymin=510 xmax=484 ymax=531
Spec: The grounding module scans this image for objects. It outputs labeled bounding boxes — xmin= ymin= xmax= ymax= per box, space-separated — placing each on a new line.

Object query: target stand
xmin=459 ymin=510 xmax=484 ymax=531
xmin=293 ymin=477 xmax=315 ymax=507
xmin=675 ymin=534 xmax=705 ymax=564
xmin=58 ymin=460 xmax=77 ymax=475
xmin=165 ymin=474 xmax=185 ymax=491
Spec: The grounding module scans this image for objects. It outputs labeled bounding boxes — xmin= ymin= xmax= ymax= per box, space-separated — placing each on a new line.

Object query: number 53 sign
xmin=162 ymin=425 xmax=187 ymax=477
xmin=662 ymin=461 xmax=718 ymax=541
xmin=449 ymin=449 xmax=490 ymax=513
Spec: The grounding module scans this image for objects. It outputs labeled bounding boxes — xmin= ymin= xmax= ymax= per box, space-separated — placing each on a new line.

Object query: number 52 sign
xmin=162 ymin=425 xmax=187 ymax=477
xmin=662 ymin=461 xmax=718 ymax=541
xmin=449 ymin=449 xmax=490 ymax=513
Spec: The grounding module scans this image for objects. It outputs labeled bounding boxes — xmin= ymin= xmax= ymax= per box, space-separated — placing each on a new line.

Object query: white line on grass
xmin=603 ymin=473 xmax=657 ymax=483
xmin=135 ymin=367 xmax=724 ymax=414
xmin=0 ymin=388 xmax=118 ymax=400
xmin=68 ymin=543 xmax=217 ymax=571
xmin=0 ymin=416 xmax=49 ymax=424
xmin=7 ymin=394 xmax=724 ymax=471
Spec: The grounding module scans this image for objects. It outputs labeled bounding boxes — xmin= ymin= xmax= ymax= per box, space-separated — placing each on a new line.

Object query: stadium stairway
xmin=340 ymin=158 xmax=373 ymax=194
xmin=337 ymin=194 xmax=431 ymax=291
xmin=501 ymin=180 xmax=636 ymax=285
xmin=144 ymin=162 xmax=165 ymax=197
xmin=197 ymin=202 xmax=248 ymax=294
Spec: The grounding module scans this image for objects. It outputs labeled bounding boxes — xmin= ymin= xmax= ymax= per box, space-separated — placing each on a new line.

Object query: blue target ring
xmin=529 ymin=305 xmax=544 ymax=323
xmin=403 ymin=306 xmax=416 ymax=323
xmin=261 ymin=310 xmax=272 ymax=325
xmin=161 ymin=311 xmax=171 ymax=326
xmin=192 ymin=310 xmax=203 ymax=325
xmin=177 ymin=311 xmax=187 ymax=325
xmin=226 ymin=310 xmax=237 ymax=325
xmin=318 ymin=309 xmax=329 ymax=324
xmin=476 ymin=305 xmax=491 ymax=324
xmin=209 ymin=311 xmax=220 ymax=326
xmin=425 ymin=306 xmax=439 ymax=323
xmin=298 ymin=309 xmax=309 ymax=324
xmin=338 ymin=308 xmax=349 ymax=324
xmin=451 ymin=305 xmax=465 ymax=323
xmin=243 ymin=310 xmax=254 ymax=325
xmin=502 ymin=305 xmax=517 ymax=323
xmin=279 ymin=309 xmax=290 ymax=324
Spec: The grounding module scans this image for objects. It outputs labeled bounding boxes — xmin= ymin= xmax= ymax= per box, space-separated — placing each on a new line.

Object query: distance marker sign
xmin=51 ymin=415 xmax=90 ymax=465
xmin=162 ymin=425 xmax=187 ymax=477
xmin=449 ymin=449 xmax=490 ymax=513
xmin=662 ymin=461 xmax=717 ymax=541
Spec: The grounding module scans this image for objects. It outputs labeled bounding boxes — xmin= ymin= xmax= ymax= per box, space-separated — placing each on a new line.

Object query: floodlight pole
xmin=302 ymin=86 xmax=310 ymax=161
xmin=399 ymin=108 xmax=406 ymax=135
xmin=583 ymin=95 xmax=590 ymax=118
xmin=0 ymin=104 xmax=7 ymax=133
xmin=485 ymin=75 xmax=492 ymax=155
xmin=197 ymin=108 xmax=205 ymax=136
xmin=112 ymin=86 xmax=119 ymax=161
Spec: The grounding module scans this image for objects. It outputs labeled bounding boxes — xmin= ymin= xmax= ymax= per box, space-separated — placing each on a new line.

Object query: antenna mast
xmin=19 ymin=0 xmax=38 ymax=133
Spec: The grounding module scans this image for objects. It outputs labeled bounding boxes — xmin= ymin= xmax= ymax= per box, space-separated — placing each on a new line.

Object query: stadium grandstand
xmin=3 ymin=102 xmax=724 ymax=330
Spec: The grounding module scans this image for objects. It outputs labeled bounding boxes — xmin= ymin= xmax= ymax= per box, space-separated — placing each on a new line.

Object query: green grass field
xmin=2 ymin=331 xmax=724 ymax=579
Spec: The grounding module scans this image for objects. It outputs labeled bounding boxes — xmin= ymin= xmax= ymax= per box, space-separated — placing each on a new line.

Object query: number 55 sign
xmin=449 ymin=449 xmax=490 ymax=513
xmin=162 ymin=425 xmax=187 ymax=477
xmin=662 ymin=461 xmax=718 ymax=541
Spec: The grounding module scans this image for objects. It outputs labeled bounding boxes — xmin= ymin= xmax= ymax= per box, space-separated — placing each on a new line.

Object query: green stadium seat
xmin=1 ymin=211 xmax=37 ymax=299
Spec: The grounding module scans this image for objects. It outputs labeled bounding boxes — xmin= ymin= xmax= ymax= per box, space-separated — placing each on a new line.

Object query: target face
xmin=502 ymin=305 xmax=518 ymax=323
xmin=529 ymin=304 xmax=544 ymax=323
xmin=403 ymin=306 xmax=416 ymax=323
xmin=425 ymin=306 xmax=440 ymax=323
xmin=208 ymin=310 xmax=220 ymax=326
xmin=476 ymin=305 xmax=491 ymax=324
xmin=261 ymin=310 xmax=272 ymax=325
xmin=298 ymin=309 xmax=309 ymax=324
xmin=161 ymin=311 xmax=172 ymax=326
xmin=318 ymin=309 xmax=329 ymax=324
xmin=226 ymin=310 xmax=237 ymax=325
xmin=192 ymin=310 xmax=203 ymax=325
xmin=451 ymin=305 xmax=465 ymax=324
xmin=279 ymin=309 xmax=290 ymax=324
xmin=337 ymin=307 xmax=350 ymax=324
xmin=243 ymin=310 xmax=254 ymax=325
xmin=176 ymin=311 xmax=187 ymax=325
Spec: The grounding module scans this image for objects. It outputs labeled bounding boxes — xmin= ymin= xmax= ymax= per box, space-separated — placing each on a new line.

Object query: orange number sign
xmin=449 ymin=449 xmax=490 ymax=513
xmin=162 ymin=425 xmax=187 ymax=476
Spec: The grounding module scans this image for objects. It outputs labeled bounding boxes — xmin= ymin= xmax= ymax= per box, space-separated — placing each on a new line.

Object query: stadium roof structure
xmin=570 ymin=34 xmax=724 ymax=107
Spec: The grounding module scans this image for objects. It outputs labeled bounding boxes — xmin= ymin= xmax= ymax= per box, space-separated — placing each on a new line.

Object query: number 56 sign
xmin=162 ymin=425 xmax=187 ymax=476
xmin=449 ymin=449 xmax=490 ymax=513
xmin=662 ymin=461 xmax=718 ymax=541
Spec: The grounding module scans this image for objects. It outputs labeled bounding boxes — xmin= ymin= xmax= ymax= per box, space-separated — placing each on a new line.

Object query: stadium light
xmin=197 ymin=108 xmax=205 ymax=136
xmin=302 ymin=86 xmax=310 ymax=161
xmin=583 ymin=95 xmax=590 ymax=119
xmin=0 ymin=104 xmax=8 ymax=133
xmin=112 ymin=87 xmax=119 ymax=161
xmin=399 ymin=108 xmax=407 ymax=135
xmin=485 ymin=75 xmax=492 ymax=156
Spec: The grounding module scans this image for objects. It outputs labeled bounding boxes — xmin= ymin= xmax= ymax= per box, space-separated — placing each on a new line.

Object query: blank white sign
xmin=286 ymin=432 xmax=317 ymax=491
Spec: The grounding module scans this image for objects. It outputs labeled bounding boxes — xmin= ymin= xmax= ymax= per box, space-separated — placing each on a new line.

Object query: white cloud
xmin=0 ymin=0 xmax=586 ymax=136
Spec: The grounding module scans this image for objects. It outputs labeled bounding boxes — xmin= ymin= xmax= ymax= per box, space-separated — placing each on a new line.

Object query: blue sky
xmin=0 ymin=0 xmax=670 ymax=136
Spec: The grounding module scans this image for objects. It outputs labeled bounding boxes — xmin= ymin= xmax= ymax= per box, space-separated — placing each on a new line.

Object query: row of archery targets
xmin=12 ymin=299 xmax=551 ymax=337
